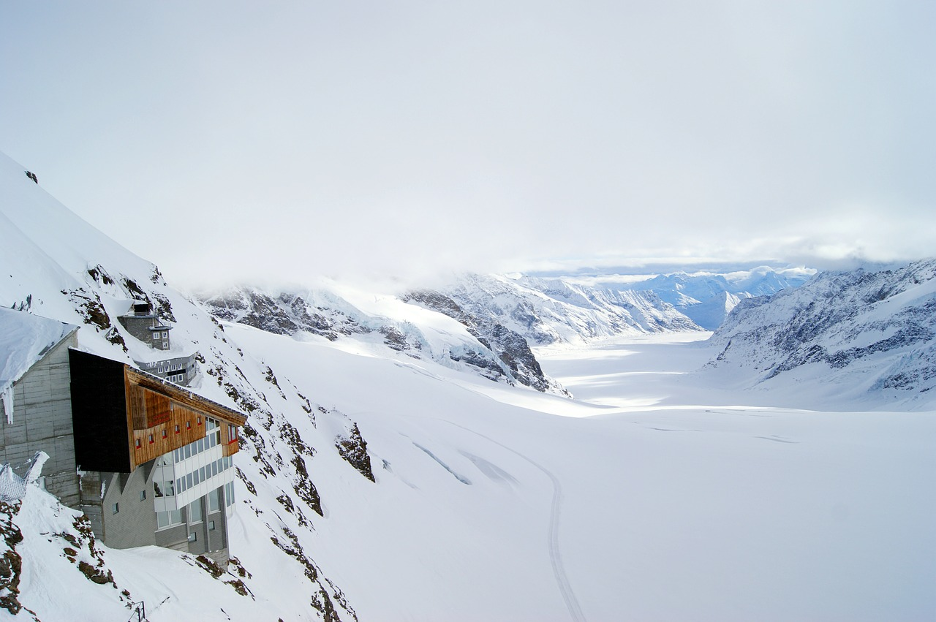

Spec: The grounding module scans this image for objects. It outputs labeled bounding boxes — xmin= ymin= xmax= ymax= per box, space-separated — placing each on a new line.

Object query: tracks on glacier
xmin=442 ymin=420 xmax=586 ymax=622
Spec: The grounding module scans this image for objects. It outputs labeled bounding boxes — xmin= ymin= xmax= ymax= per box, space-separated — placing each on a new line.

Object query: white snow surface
xmin=0 ymin=149 xmax=933 ymax=621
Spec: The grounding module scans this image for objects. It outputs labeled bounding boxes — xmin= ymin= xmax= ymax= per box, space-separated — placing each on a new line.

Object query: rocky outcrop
xmin=199 ymin=286 xmax=568 ymax=395
xmin=708 ymin=260 xmax=936 ymax=399
xmin=443 ymin=273 xmax=701 ymax=345
xmin=403 ymin=290 xmax=566 ymax=394
xmin=200 ymin=289 xmax=368 ymax=341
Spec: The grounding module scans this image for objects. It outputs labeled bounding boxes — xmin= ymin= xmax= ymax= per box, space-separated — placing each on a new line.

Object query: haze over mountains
xmin=1 ymin=149 xmax=935 ymax=620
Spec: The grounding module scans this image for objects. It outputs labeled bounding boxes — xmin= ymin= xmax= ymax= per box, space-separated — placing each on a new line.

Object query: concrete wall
xmin=117 ymin=314 xmax=156 ymax=343
xmin=94 ymin=459 xmax=232 ymax=567
xmin=0 ymin=334 xmax=80 ymax=507
xmin=98 ymin=465 xmax=160 ymax=549
xmin=183 ymin=488 xmax=229 ymax=563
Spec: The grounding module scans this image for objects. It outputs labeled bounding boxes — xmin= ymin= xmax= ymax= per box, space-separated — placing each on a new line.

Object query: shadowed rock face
xmin=708 ymin=260 xmax=936 ymax=396
xmin=402 ymin=290 xmax=566 ymax=395
xmin=198 ymin=287 xmax=568 ymax=395
xmin=200 ymin=290 xmax=369 ymax=341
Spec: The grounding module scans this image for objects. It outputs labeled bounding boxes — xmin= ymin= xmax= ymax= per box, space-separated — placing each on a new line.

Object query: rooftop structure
xmin=117 ymin=302 xmax=172 ymax=351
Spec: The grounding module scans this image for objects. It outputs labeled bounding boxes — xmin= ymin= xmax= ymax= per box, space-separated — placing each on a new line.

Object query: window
xmin=140 ymin=490 xmax=146 ymax=501
xmin=188 ymin=532 xmax=197 ymax=542
xmin=175 ymin=425 xmax=180 ymax=434
xmin=112 ymin=503 xmax=119 ymax=515
xmin=186 ymin=421 xmax=192 ymax=430
xmin=208 ymin=488 xmax=221 ymax=512
xmin=186 ymin=473 xmax=193 ymax=489
xmin=184 ymin=444 xmax=191 ymax=459
xmin=162 ymin=429 xmax=167 ymax=439
xmin=208 ymin=520 xmax=215 ymax=531
xmin=197 ymin=416 xmax=202 ymax=426
xmin=228 ymin=426 xmax=238 ymax=444
xmin=162 ymin=342 xmax=169 ymax=350
xmin=199 ymin=466 xmax=206 ymax=482
xmin=155 ymin=480 xmax=175 ymax=497
xmin=153 ymin=333 xmax=160 ymax=341
xmin=157 ymin=508 xmax=183 ymax=529
xmin=135 ymin=438 xmax=141 ymax=449
xmin=148 ymin=434 xmax=154 ymax=444
xmin=189 ymin=500 xmax=202 ymax=523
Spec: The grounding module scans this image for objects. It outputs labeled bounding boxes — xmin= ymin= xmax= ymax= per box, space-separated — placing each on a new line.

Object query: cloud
xmin=2 ymin=1 xmax=933 ymax=288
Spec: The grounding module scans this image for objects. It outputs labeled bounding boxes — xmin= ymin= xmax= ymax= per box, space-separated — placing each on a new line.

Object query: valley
xmin=224 ymin=326 xmax=936 ymax=621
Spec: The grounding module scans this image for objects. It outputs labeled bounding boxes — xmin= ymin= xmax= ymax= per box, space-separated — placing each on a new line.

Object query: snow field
xmin=228 ymin=327 xmax=936 ymax=621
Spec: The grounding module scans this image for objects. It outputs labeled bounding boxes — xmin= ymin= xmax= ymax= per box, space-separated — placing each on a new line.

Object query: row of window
xmin=156 ymin=486 xmax=230 ymax=530
xmin=171 ymin=428 xmax=221 ymax=462
xmin=148 ymin=359 xmax=189 ymax=373
xmin=152 ymin=331 xmax=169 ymax=340
xmin=137 ymin=416 xmax=209 ymax=449
xmin=171 ymin=455 xmax=233 ymax=497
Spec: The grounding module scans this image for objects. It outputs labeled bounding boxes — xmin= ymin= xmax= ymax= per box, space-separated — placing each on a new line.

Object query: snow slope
xmin=707 ymin=260 xmax=936 ymax=408
xmin=586 ymin=266 xmax=816 ymax=329
xmin=443 ymin=273 xmax=701 ymax=345
xmin=1 ymin=149 xmax=933 ymax=621
xmin=197 ymin=284 xmax=567 ymax=394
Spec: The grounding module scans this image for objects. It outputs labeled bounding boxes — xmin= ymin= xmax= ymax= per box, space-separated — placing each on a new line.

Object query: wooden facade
xmin=70 ymin=350 xmax=246 ymax=473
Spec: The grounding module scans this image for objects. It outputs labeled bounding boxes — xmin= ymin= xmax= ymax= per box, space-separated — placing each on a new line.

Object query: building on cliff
xmin=0 ymin=307 xmax=245 ymax=567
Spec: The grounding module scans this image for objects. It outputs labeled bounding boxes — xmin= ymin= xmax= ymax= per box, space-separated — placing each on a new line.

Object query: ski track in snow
xmin=441 ymin=420 xmax=587 ymax=622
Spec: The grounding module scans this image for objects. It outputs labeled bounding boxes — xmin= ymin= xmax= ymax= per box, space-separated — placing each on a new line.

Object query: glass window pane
xmin=189 ymin=500 xmax=202 ymax=522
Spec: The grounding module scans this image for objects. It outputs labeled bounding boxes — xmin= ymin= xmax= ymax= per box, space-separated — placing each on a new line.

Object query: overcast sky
xmin=2 ymin=2 xmax=934 ymax=289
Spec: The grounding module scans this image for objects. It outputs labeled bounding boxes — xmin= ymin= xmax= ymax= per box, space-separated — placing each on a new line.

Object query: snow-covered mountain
xmin=0 ymin=151 xmax=364 ymax=619
xmin=2 ymin=150 xmax=935 ymax=620
xmin=198 ymin=286 xmax=568 ymax=395
xmin=440 ymin=273 xmax=701 ymax=345
xmin=707 ymin=260 xmax=936 ymax=406
xmin=603 ymin=267 xmax=815 ymax=329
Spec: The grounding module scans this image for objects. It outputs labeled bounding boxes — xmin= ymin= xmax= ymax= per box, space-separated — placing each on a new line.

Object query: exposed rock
xmin=403 ymin=290 xmax=567 ymax=394
xmin=708 ymin=260 xmax=936 ymax=400
xmin=442 ymin=273 xmax=700 ymax=345
xmin=335 ymin=424 xmax=375 ymax=482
